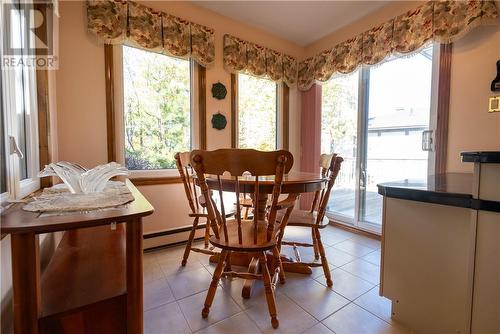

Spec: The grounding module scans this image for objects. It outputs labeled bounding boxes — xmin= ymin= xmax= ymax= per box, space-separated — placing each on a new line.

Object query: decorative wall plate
xmin=211 ymin=112 xmax=227 ymax=130
xmin=212 ymin=82 xmax=227 ymax=100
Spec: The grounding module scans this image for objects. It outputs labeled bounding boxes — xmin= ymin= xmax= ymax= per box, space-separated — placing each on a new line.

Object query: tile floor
xmin=143 ymin=225 xmax=411 ymax=334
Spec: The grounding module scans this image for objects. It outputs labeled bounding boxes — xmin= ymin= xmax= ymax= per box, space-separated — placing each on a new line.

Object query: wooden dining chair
xmin=175 ymin=152 xmax=219 ymax=266
xmin=190 ymin=148 xmax=294 ymax=329
xmin=279 ymin=154 xmax=343 ymax=287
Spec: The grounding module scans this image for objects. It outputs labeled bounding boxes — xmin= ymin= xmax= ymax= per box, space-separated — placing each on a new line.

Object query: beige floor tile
xmin=301 ymin=322 xmax=334 ymax=334
xmin=351 ymin=235 xmax=381 ymax=249
xmin=284 ymin=266 xmax=330 ymax=285
xmin=340 ymin=258 xmax=380 ymax=284
xmin=220 ymin=278 xmax=268 ymax=310
xmin=354 ymin=287 xmax=393 ymax=323
xmin=332 ymin=239 xmax=375 ymax=257
xmin=320 ymin=231 xmax=352 ymax=247
xmin=178 ymin=288 xmax=242 ymax=332
xmin=280 ymin=278 xmax=349 ymax=321
xmin=144 ymin=251 xmax=159 ymax=265
xmin=245 ymin=291 xmax=318 ymax=334
xmin=167 ymin=267 xmax=213 ymax=300
xmin=144 ymin=261 xmax=165 ymax=284
xmin=362 ymin=250 xmax=382 ymax=266
xmin=322 ymin=226 xmax=357 ymax=239
xmin=323 ymin=303 xmax=403 ymax=334
xmin=144 ymin=302 xmax=191 ymax=334
xmin=155 ymin=245 xmax=188 ymax=262
xmin=144 ymin=278 xmax=175 ymax=311
xmin=159 ymin=255 xmax=205 ymax=277
xmin=195 ymin=312 xmax=262 ymax=334
xmin=320 ymin=268 xmax=375 ymax=301
xmin=323 ymin=247 xmax=357 ymax=267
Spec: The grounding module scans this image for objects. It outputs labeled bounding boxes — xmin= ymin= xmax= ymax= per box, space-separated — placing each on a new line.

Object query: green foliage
xmin=321 ymin=73 xmax=358 ymax=155
xmin=238 ymin=73 xmax=277 ymax=151
xmin=123 ymin=46 xmax=191 ymax=170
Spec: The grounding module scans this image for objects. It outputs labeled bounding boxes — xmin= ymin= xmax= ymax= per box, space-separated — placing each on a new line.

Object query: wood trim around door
xmin=105 ymin=49 xmax=207 ymax=185
xmin=435 ymin=43 xmax=452 ymax=175
xmin=231 ymin=73 xmax=237 ymax=148
xmin=104 ymin=44 xmax=116 ymax=163
xmin=198 ymin=64 xmax=207 ymax=150
xmin=282 ymin=83 xmax=290 ymax=150
xmin=34 ymin=2 xmax=51 ymax=188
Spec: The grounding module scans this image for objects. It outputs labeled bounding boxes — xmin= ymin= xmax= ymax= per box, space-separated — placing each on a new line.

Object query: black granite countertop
xmin=378 ymin=173 xmax=500 ymax=212
xmin=461 ymin=151 xmax=500 ymax=163
xmin=377 ymin=173 xmax=473 ymax=209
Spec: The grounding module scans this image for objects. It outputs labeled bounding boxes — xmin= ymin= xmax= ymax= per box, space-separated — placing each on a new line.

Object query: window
xmin=1 ymin=2 xmax=40 ymax=206
xmin=321 ymin=44 xmax=436 ymax=232
xmin=122 ymin=45 xmax=192 ymax=171
xmin=237 ymin=73 xmax=278 ymax=150
xmin=321 ymin=70 xmax=359 ymax=219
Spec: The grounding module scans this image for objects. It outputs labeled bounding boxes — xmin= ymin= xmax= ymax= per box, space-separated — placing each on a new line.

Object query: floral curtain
xmin=87 ymin=0 xmax=215 ymax=67
xmin=297 ymin=0 xmax=498 ymax=91
xmin=223 ymin=34 xmax=298 ymax=87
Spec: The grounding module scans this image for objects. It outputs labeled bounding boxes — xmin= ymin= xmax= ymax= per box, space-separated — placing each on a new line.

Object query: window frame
xmin=231 ymin=73 xmax=286 ymax=150
xmin=0 ymin=2 xmax=40 ymax=207
xmin=321 ymin=43 xmax=442 ymax=234
xmin=112 ymin=44 xmax=201 ymax=179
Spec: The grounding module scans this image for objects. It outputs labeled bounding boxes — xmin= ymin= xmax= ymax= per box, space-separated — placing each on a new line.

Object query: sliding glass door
xmin=322 ymin=44 xmax=436 ymax=233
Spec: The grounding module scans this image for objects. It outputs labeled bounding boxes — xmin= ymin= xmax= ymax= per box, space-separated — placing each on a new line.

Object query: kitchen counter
xmin=378 ymin=151 xmax=500 ymax=333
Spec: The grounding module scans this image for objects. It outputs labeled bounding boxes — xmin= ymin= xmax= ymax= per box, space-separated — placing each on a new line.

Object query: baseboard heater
xmin=143 ymin=223 xmax=207 ymax=252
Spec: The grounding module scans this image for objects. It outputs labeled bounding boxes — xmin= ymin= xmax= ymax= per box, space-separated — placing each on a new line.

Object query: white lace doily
xmin=23 ymin=181 xmax=134 ymax=213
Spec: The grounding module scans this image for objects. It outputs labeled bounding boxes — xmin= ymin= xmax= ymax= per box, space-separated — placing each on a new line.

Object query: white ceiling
xmin=193 ymin=1 xmax=390 ymax=47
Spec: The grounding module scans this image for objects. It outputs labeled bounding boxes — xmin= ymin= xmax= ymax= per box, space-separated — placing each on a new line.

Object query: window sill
xmin=130 ymin=176 xmax=182 ymax=186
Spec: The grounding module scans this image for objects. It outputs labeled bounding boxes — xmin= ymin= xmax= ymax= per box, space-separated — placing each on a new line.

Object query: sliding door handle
xmin=9 ymin=136 xmax=24 ymax=159
xmin=421 ymin=130 xmax=433 ymax=151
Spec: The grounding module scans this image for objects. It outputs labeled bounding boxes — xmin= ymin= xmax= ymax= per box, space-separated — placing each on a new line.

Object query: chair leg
xmin=314 ymin=228 xmax=333 ymax=287
xmin=204 ymin=217 xmax=210 ymax=248
xmin=182 ymin=217 xmax=199 ymax=266
xmin=272 ymin=246 xmax=285 ymax=284
xmin=260 ymin=252 xmax=279 ymax=329
xmin=244 ymin=206 xmax=249 ymax=220
xmin=312 ymin=228 xmax=320 ymax=260
xmin=202 ymin=250 xmax=228 ymax=318
xmin=224 ymin=251 xmax=232 ymax=272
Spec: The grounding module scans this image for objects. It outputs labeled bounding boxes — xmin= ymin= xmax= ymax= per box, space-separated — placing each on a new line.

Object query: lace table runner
xmin=23 ymin=181 xmax=134 ymax=213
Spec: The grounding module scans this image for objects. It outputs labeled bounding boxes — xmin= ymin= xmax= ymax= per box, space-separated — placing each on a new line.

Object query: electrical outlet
xmin=489 ymin=96 xmax=500 ymax=113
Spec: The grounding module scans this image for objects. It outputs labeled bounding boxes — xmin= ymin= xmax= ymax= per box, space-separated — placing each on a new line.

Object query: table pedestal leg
xmin=242 ymin=256 xmax=259 ymax=299
xmin=11 ymin=233 xmax=40 ymax=334
xmin=126 ymin=219 xmax=143 ymax=334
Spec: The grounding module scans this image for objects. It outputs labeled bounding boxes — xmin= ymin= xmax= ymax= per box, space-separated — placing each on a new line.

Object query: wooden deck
xmin=327 ymin=188 xmax=383 ymax=224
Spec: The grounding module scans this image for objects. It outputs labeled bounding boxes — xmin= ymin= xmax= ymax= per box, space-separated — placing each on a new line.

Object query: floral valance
xmin=298 ymin=0 xmax=498 ymax=91
xmin=87 ymin=0 xmax=215 ymax=67
xmin=223 ymin=34 xmax=298 ymax=87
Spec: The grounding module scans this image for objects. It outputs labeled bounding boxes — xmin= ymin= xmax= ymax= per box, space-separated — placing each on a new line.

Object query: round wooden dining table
xmin=206 ymin=171 xmax=326 ymax=219
xmin=206 ymin=171 xmax=326 ymax=298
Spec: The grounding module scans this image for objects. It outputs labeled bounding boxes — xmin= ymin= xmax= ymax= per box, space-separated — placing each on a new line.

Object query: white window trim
xmin=235 ymin=73 xmax=283 ymax=150
xmin=0 ymin=3 xmax=40 ymax=205
xmin=113 ymin=44 xmax=198 ymax=178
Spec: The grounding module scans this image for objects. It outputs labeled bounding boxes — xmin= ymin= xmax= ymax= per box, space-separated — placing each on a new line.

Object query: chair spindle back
xmin=310 ymin=153 xmax=336 ymax=213
xmin=316 ymin=156 xmax=343 ymax=225
xmin=191 ymin=149 xmax=294 ymax=246
xmin=175 ymin=151 xmax=201 ymax=213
